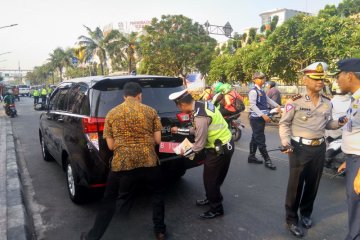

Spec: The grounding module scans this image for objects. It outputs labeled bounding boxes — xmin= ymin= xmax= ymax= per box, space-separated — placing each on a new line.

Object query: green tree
xmin=207 ymin=55 xmax=230 ymax=84
xmin=318 ymin=4 xmax=338 ymax=18
xmin=270 ymin=15 xmax=279 ymax=32
xmin=78 ymin=26 xmax=124 ymax=75
xmin=138 ymin=15 xmax=217 ymax=78
xmin=48 ymin=47 xmax=73 ymax=81
xmin=338 ymin=0 xmax=360 ymax=17
xmin=105 ymin=31 xmax=139 ymax=73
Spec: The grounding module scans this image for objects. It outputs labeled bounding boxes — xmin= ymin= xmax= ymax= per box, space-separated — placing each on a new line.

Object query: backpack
xmin=229 ymin=92 xmax=245 ymax=112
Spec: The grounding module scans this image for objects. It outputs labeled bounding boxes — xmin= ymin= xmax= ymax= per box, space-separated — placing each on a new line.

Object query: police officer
xmin=248 ymin=72 xmax=280 ymax=170
xmin=41 ymin=86 xmax=47 ymax=104
xmin=169 ymin=89 xmax=234 ymax=219
xmin=333 ymin=58 xmax=360 ymax=240
xmin=33 ymin=88 xmax=40 ymax=105
xmin=279 ymin=62 xmax=347 ymax=238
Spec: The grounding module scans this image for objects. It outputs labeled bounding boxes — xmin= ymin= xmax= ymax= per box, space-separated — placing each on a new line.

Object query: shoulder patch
xmin=321 ymin=94 xmax=331 ymax=101
xmin=291 ymin=94 xmax=302 ymax=101
xmin=285 ymin=104 xmax=295 ymax=112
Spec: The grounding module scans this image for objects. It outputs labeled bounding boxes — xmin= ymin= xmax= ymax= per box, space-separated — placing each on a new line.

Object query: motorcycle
xmin=224 ymin=113 xmax=244 ymax=142
xmin=4 ymin=103 xmax=17 ymax=118
xmin=324 ymin=137 xmax=345 ymax=176
xmin=267 ymin=107 xmax=284 ymax=124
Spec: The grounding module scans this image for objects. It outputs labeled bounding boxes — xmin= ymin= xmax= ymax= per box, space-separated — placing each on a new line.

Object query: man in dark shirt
xmin=266 ymin=81 xmax=281 ymax=106
xmin=81 ymin=82 xmax=166 ymax=240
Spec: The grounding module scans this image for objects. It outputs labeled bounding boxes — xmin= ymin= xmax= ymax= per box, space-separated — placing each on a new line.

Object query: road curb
xmin=0 ymin=112 xmax=30 ymax=240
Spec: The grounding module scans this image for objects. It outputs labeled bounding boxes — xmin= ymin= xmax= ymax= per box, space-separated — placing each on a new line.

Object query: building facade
xmin=259 ymin=8 xmax=310 ymax=30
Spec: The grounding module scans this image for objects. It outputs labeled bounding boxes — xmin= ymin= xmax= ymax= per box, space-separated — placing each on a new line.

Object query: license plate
xmin=159 ymin=142 xmax=180 ymax=153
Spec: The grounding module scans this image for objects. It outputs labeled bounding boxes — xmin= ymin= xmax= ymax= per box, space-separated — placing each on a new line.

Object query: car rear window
xmin=18 ymin=85 xmax=29 ymax=88
xmin=92 ymin=86 xmax=184 ymax=117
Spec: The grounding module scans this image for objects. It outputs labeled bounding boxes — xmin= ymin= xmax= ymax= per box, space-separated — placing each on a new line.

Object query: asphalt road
xmin=11 ymin=97 xmax=348 ymax=240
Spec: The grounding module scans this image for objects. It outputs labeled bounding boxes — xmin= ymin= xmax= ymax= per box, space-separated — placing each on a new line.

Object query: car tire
xmin=40 ymin=135 xmax=52 ymax=162
xmin=66 ymin=161 xmax=86 ymax=204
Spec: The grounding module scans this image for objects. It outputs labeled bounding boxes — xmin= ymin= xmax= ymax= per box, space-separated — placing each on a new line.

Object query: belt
xmin=291 ymin=136 xmax=325 ymax=146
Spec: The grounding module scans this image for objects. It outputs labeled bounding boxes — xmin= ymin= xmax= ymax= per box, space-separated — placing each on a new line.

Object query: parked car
xmin=18 ymin=84 xmax=30 ymax=97
xmin=39 ymin=75 xmax=203 ymax=203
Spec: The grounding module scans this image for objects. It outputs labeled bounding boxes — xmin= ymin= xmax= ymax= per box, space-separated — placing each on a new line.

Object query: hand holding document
xmin=173 ymin=138 xmax=195 ymax=160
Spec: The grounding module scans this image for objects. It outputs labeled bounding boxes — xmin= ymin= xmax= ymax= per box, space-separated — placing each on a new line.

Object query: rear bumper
xmin=159 ymin=155 xmax=203 ymax=169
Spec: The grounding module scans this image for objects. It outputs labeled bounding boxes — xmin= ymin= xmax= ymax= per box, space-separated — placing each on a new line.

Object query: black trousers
xmin=204 ymin=140 xmax=234 ymax=211
xmin=249 ymin=117 xmax=266 ymax=149
xmin=86 ymin=166 xmax=166 ymax=240
xmin=285 ymin=140 xmax=326 ymax=224
xmin=345 ymin=154 xmax=360 ymax=240
xmin=34 ymin=96 xmax=39 ymax=105
xmin=41 ymin=95 xmax=46 ymax=103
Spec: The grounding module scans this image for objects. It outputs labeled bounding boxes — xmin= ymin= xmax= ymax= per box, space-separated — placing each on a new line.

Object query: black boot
xmin=259 ymin=148 xmax=276 ymax=170
xmin=248 ymin=142 xmax=263 ymax=164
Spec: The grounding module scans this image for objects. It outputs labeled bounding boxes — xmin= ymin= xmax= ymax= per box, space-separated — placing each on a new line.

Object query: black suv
xmin=39 ymin=75 xmax=202 ymax=203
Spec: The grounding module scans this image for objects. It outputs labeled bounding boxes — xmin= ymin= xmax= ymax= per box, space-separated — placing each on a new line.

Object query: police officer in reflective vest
xmin=33 ymin=89 xmax=40 ymax=105
xmin=279 ymin=62 xmax=347 ymax=238
xmin=169 ymin=89 xmax=234 ymax=219
xmin=41 ymin=87 xmax=47 ymax=104
xmin=248 ymin=72 xmax=280 ymax=170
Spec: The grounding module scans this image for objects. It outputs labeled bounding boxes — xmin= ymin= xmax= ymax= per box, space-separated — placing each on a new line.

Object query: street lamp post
xmin=0 ymin=24 xmax=18 ymax=30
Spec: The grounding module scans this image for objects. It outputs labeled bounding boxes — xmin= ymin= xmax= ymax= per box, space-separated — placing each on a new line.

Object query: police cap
xmin=300 ymin=62 xmax=328 ymax=80
xmin=329 ymin=58 xmax=360 ymax=76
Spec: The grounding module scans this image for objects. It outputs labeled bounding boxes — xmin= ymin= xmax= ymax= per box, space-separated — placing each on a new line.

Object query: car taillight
xmin=82 ymin=117 xmax=105 ymax=150
xmin=176 ymin=113 xmax=191 ymax=123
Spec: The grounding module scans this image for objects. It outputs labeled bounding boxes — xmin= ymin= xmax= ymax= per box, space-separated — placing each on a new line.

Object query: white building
xmin=259 ymin=8 xmax=310 ymax=30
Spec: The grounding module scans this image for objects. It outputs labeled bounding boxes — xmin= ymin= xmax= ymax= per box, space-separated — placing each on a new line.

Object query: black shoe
xmin=155 ymin=232 xmax=166 ymax=240
xmin=199 ymin=209 xmax=224 ymax=219
xmin=265 ymin=160 xmax=276 ymax=170
xmin=196 ymin=198 xmax=210 ymax=206
xmin=287 ymin=224 xmax=304 ymax=238
xmin=80 ymin=232 xmax=87 ymax=240
xmin=301 ymin=216 xmax=312 ymax=229
xmin=248 ymin=155 xmax=263 ymax=164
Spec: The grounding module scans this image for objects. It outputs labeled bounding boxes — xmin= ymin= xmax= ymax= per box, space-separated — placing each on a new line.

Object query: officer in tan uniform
xmin=279 ymin=62 xmax=348 ymax=238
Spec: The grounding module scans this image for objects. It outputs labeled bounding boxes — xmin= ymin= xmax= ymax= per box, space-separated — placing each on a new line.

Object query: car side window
xmin=67 ymin=84 xmax=88 ymax=114
xmin=55 ymin=88 xmax=70 ymax=111
xmin=48 ymin=89 xmax=61 ymax=111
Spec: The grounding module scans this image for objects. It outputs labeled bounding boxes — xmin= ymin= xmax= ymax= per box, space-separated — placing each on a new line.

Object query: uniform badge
xmin=305 ymin=95 xmax=310 ymax=101
xmin=316 ymin=63 xmax=324 ymax=73
xmin=301 ymin=116 xmax=308 ymax=121
xmin=285 ymin=104 xmax=294 ymax=112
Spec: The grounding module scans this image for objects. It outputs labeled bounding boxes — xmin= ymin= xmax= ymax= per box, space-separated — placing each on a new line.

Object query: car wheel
xmin=40 ymin=135 xmax=52 ymax=161
xmin=66 ymin=161 xmax=86 ymax=204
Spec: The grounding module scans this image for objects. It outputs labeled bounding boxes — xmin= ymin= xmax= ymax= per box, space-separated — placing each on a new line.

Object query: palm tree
xmin=48 ymin=47 xmax=72 ymax=81
xmin=78 ymin=25 xmax=127 ymax=75
xmin=106 ymin=32 xmax=139 ymax=73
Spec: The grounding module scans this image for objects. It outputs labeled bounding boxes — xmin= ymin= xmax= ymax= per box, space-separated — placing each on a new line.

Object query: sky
xmin=0 ymin=0 xmax=343 ymax=70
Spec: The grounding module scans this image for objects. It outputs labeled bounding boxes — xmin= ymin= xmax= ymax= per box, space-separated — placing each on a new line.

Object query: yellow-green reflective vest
xmin=33 ymin=90 xmax=39 ymax=97
xmin=41 ymin=88 xmax=47 ymax=95
xmin=193 ymin=101 xmax=232 ymax=149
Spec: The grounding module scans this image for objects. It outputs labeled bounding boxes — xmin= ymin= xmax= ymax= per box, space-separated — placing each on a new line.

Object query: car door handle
xmin=57 ymin=118 xmax=64 ymax=122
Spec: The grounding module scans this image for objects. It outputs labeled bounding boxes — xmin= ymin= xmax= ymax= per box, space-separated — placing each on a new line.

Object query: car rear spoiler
xmin=91 ymin=77 xmax=183 ymax=91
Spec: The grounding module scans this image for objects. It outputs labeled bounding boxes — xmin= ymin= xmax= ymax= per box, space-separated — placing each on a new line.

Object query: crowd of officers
xmin=80 ymin=59 xmax=359 ymax=240
xmin=32 ymin=85 xmax=53 ymax=105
